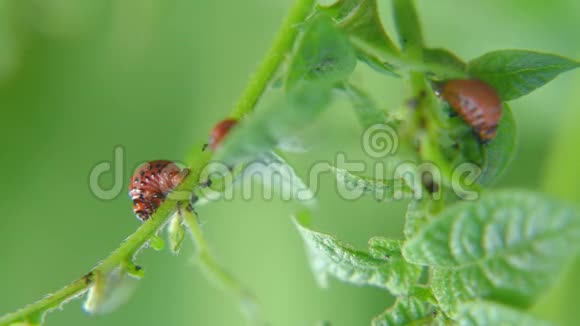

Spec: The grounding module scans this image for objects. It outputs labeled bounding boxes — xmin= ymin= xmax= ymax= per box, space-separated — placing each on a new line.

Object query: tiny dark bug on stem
xmin=437 ymin=79 xmax=503 ymax=142
xmin=207 ymin=118 xmax=238 ymax=151
xmin=128 ymin=160 xmax=188 ymax=221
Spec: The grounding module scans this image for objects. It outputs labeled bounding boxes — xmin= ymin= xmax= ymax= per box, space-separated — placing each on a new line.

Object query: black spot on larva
xmin=484 ymin=126 xmax=498 ymax=136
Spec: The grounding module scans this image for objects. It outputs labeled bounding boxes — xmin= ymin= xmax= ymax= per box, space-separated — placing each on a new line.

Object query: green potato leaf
xmin=215 ymin=81 xmax=332 ymax=164
xmin=242 ymin=151 xmax=316 ymax=206
xmin=217 ymin=12 xmax=358 ymax=164
xmin=423 ymin=48 xmax=467 ymax=79
xmin=356 ymin=49 xmax=401 ymax=77
xmin=468 ymin=50 xmax=580 ymax=101
xmin=454 ymin=301 xmax=550 ymax=326
xmin=328 ymin=164 xmax=414 ymax=201
xmin=286 ymin=13 xmax=357 ymax=88
xmin=403 ymin=191 xmax=580 ymax=314
xmin=318 ymin=0 xmax=399 ymax=62
xmin=404 ymin=199 xmax=433 ymax=240
xmin=372 ymin=297 xmax=437 ymax=326
xmin=294 ymin=212 xmax=421 ymax=295
xmin=392 ymin=0 xmax=424 ymax=55
xmin=478 ymin=104 xmax=517 ymax=186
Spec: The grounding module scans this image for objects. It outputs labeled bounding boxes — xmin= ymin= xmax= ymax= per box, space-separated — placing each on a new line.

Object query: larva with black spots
xmin=128 ymin=160 xmax=188 ymax=221
xmin=439 ymin=79 xmax=503 ymax=142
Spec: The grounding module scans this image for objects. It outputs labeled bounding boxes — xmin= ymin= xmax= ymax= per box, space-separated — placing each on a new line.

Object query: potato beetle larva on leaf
xmin=437 ymin=79 xmax=503 ymax=142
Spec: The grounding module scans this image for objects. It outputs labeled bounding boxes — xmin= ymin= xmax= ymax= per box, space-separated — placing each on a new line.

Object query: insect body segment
xmin=129 ymin=160 xmax=188 ymax=221
xmin=208 ymin=118 xmax=238 ymax=151
xmin=440 ymin=79 xmax=502 ymax=142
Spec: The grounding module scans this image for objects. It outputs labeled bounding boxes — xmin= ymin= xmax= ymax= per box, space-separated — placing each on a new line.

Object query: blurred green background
xmin=0 ymin=0 xmax=579 ymax=325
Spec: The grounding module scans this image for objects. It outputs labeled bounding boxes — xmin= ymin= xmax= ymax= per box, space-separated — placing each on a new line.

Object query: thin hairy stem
xmin=0 ymin=0 xmax=315 ymax=324
xmin=230 ymin=0 xmax=316 ymax=119
xmin=180 ymin=207 xmax=259 ymax=323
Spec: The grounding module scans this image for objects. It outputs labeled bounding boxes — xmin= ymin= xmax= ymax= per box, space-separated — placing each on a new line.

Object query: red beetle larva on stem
xmin=207 ymin=118 xmax=239 ymax=151
xmin=438 ymin=79 xmax=503 ymax=142
xmin=128 ymin=160 xmax=189 ymax=221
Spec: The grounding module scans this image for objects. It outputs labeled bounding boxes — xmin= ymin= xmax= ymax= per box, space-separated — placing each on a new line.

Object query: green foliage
xmin=1 ymin=0 xmax=579 ymax=325
xmin=478 ymin=104 xmax=517 ymax=185
xmin=167 ymin=212 xmax=186 ymax=255
xmin=291 ymin=2 xmax=579 ymax=324
xmin=328 ymin=164 xmax=413 ymax=201
xmin=423 ymin=48 xmax=467 ymax=77
xmin=246 ymin=152 xmax=316 ymax=205
xmin=341 ymin=84 xmax=390 ymax=129
xmin=286 ymin=13 xmax=357 ymax=88
xmin=148 ymin=235 xmax=165 ymax=251
xmin=319 ymin=0 xmax=399 ymax=63
xmin=455 ymin=302 xmax=549 ymax=326
xmin=215 ymin=83 xmax=332 ymax=164
xmin=403 ymin=199 xmax=432 ymax=239
xmin=217 ymin=13 xmax=356 ymax=164
xmin=83 ymin=268 xmax=138 ymax=316
xmin=468 ymin=50 xmax=580 ymax=101
xmin=392 ymin=0 xmax=424 ymax=55
xmin=404 ymin=191 xmax=580 ymax=314
xmin=372 ymin=297 xmax=437 ymax=326
xmin=357 ymin=50 xmax=401 ymax=77
xmin=293 ymin=212 xmax=421 ymax=296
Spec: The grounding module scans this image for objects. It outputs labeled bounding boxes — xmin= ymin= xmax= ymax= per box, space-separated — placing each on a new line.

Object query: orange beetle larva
xmin=439 ymin=79 xmax=503 ymax=142
xmin=208 ymin=118 xmax=239 ymax=151
xmin=128 ymin=160 xmax=188 ymax=221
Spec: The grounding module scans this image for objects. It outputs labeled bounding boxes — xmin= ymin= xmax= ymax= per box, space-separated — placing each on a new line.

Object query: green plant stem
xmin=391 ymin=0 xmax=454 ymax=200
xmin=0 ymin=0 xmax=315 ymax=324
xmin=180 ymin=208 xmax=258 ymax=322
xmin=0 ymin=151 xmax=210 ymax=326
xmin=230 ymin=0 xmax=315 ymax=119
xmin=349 ymin=37 xmax=468 ymax=79
xmin=0 ymin=278 xmax=88 ymax=325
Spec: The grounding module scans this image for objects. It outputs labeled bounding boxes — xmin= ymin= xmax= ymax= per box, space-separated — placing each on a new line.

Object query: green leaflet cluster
xmin=297 ymin=192 xmax=580 ymax=325
xmin=294 ymin=212 xmax=422 ymax=296
xmin=1 ymin=0 xmax=579 ymax=325
xmin=405 ymin=192 xmax=580 ymax=316
xmin=167 ymin=0 xmax=579 ymax=324
xmin=282 ymin=0 xmax=580 ymax=325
